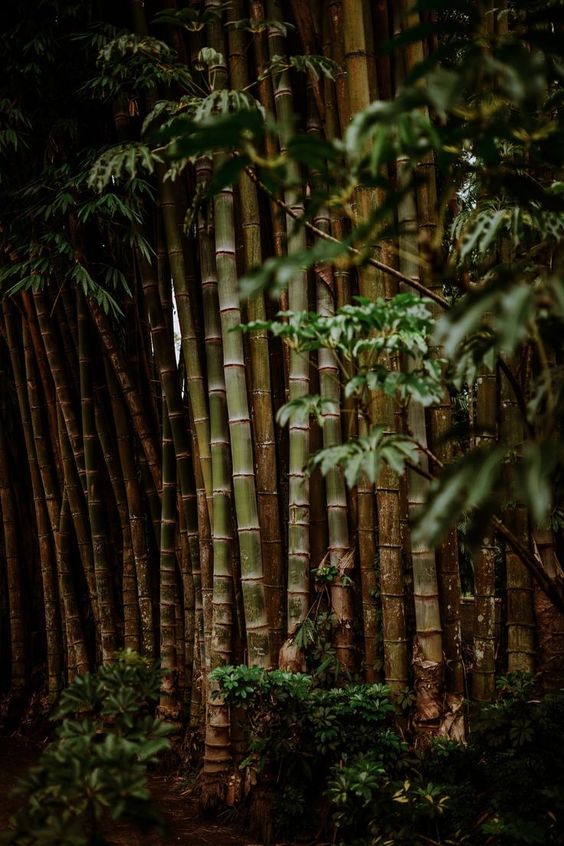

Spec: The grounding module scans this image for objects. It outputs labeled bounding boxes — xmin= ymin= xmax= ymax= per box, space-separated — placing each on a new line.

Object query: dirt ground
xmin=0 ymin=736 xmax=249 ymax=845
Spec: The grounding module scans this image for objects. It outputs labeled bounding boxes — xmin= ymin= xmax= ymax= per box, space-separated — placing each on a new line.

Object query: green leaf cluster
xmin=2 ymin=652 xmax=172 ymax=846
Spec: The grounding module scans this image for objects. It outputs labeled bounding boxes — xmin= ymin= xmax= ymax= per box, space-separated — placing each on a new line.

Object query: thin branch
xmin=245 ymin=166 xmax=450 ymax=309
xmin=492 ymin=515 xmax=564 ymax=612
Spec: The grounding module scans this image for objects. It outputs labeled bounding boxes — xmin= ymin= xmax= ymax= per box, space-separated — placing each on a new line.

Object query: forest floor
xmin=0 ymin=736 xmax=249 ymax=845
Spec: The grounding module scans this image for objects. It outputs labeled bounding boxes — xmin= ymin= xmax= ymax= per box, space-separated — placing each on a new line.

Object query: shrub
xmin=213 ymin=667 xmax=564 ymax=845
xmin=2 ymin=651 xmax=172 ymax=846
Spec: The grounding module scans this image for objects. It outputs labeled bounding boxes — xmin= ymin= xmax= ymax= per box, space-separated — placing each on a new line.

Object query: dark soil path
xmin=0 ymin=736 xmax=250 ymax=846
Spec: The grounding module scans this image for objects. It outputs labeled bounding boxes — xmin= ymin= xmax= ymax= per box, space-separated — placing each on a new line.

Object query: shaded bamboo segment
xmin=88 ymin=299 xmax=162 ymax=494
xmin=138 ymin=248 xmax=200 ymax=585
xmin=341 ymin=0 xmax=380 ymax=626
xmin=158 ymin=176 xmax=212 ymax=507
xmin=104 ymin=360 xmax=155 ymax=657
xmin=396 ymin=151 xmax=443 ymax=723
xmin=20 ymin=293 xmax=63 ymax=491
xmin=317 ymin=270 xmax=355 ymax=673
xmin=499 ymin=363 xmax=535 ymax=673
xmin=78 ymin=293 xmax=117 ymax=660
xmin=533 ymin=527 xmax=564 ymax=690
xmin=4 ymin=305 xmax=62 ymax=700
xmin=340 ymin=0 xmax=378 ymax=656
xmin=342 ymin=0 xmax=409 ymax=689
xmin=0 ymin=404 xmax=27 ymax=695
xmin=178 ymin=502 xmax=196 ymax=704
xmin=265 ymin=0 xmax=311 ymax=636
xmin=397 ymin=0 xmax=463 ymax=696
xmin=391 ymin=4 xmax=445 ymax=724
xmin=472 ymin=368 xmax=498 ymax=701
xmin=21 ymin=320 xmax=89 ymax=678
xmin=57 ymin=491 xmax=89 ymax=679
xmin=377 ymin=464 xmax=409 ymax=694
xmin=159 ymin=397 xmax=179 ymax=717
xmin=57 ymin=399 xmax=101 ymax=642
xmin=94 ymin=398 xmax=140 ymax=653
xmin=33 ymin=290 xmax=86 ymax=494
xmin=305 ymin=97 xmax=356 ymax=673
xmin=228 ymin=0 xmax=285 ymax=664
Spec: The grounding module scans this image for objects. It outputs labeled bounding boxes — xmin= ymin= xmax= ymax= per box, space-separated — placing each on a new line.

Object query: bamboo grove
xmin=1 ymin=0 xmax=564 ymax=789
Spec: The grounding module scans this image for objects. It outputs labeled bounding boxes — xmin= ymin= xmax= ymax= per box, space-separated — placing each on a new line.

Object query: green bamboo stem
xmin=249 ymin=0 xmax=288 ymax=278
xmin=228 ymin=0 xmax=285 ymax=661
xmin=194 ymin=156 xmax=235 ymax=779
xmin=160 ymin=396 xmax=179 ymax=717
xmin=157 ymin=176 xmax=212 ymax=507
xmin=265 ymin=0 xmax=311 ymax=636
xmin=206 ymin=1 xmax=271 ymax=669
xmin=196 ymin=157 xmax=234 ymax=670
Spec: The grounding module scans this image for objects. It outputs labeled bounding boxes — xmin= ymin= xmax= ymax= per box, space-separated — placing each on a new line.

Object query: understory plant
xmin=2 ymin=651 xmax=172 ymax=846
xmin=213 ymin=667 xmax=564 ymax=845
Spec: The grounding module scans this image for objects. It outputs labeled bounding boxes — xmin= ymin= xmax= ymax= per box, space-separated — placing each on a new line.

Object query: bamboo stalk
xmin=499 ymin=362 xmax=535 ymax=673
xmin=158 ymin=177 xmax=213 ymax=509
xmin=398 ymin=0 xmax=463 ymax=698
xmin=228 ymin=0 xmax=285 ymax=661
xmin=0 ymin=423 xmax=26 ymax=695
xmin=306 ymin=100 xmax=356 ymax=674
xmin=22 ymin=321 xmax=89 ymax=678
xmin=160 ymin=397 xmax=179 ymax=717
xmin=89 ymin=299 xmax=162 ymax=494
xmin=265 ymin=0 xmax=311 ymax=636
xmin=58 ymin=487 xmax=90 ymax=679
xmin=206 ymin=0 xmax=271 ymax=669
xmin=94 ymin=396 xmax=141 ymax=652
xmin=5 ymin=305 xmax=62 ymax=700
xmin=33 ymin=290 xmax=86 ymax=495
xmin=472 ymin=369 xmax=497 ymax=701
xmin=77 ymin=292 xmax=118 ymax=661
xmin=105 ymin=360 xmax=156 ymax=657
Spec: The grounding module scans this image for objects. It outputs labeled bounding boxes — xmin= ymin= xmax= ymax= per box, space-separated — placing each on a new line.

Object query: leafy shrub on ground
xmin=213 ymin=667 xmax=564 ymax=845
xmin=2 ymin=651 xmax=172 ymax=846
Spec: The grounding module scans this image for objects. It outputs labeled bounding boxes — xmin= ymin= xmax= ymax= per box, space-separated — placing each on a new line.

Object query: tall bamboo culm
xmin=264 ymin=0 xmax=311 ymax=638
